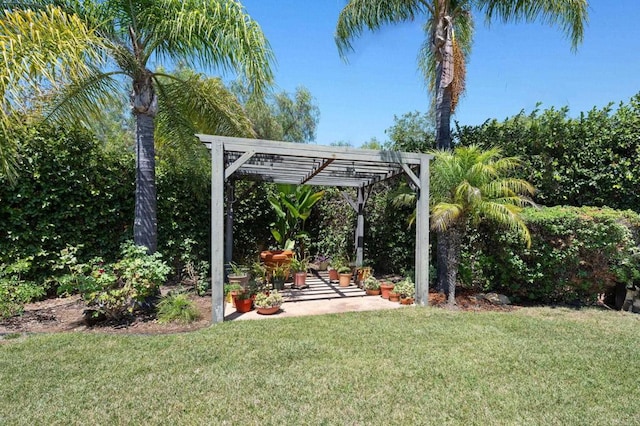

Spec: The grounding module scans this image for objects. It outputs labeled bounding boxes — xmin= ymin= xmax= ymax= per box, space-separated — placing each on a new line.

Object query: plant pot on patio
xmin=233 ymin=295 xmax=253 ymax=313
xmin=388 ymin=291 xmax=400 ymax=302
xmin=328 ymin=268 xmax=339 ymax=282
xmin=294 ymin=271 xmax=307 ymax=289
xmin=380 ymin=282 xmax=394 ymax=299
xmin=339 ymin=273 xmax=352 ymax=287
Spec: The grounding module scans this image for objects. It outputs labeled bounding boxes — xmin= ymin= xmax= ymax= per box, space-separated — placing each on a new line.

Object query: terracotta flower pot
xmin=388 ymin=292 xmax=400 ymax=302
xmin=233 ymin=297 xmax=253 ymax=313
xmin=260 ymin=250 xmax=294 ymax=267
xmin=339 ymin=273 xmax=352 ymax=287
xmin=328 ymin=269 xmax=339 ymax=282
xmin=366 ymin=289 xmax=381 ymax=296
xmin=256 ymin=305 xmax=280 ymax=315
xmin=294 ymin=271 xmax=307 ymax=288
xmin=380 ymin=282 xmax=395 ymax=299
xmin=400 ymin=297 xmax=414 ymax=305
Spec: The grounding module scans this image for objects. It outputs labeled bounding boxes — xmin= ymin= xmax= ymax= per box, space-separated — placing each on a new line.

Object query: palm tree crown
xmin=335 ymin=0 xmax=588 ymax=149
xmin=430 ymin=145 xmax=534 ymax=244
xmin=1 ymin=0 xmax=275 ymax=252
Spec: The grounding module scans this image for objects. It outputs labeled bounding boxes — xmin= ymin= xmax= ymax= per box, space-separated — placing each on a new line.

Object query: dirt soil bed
xmin=0 ymin=287 xmax=514 ymax=335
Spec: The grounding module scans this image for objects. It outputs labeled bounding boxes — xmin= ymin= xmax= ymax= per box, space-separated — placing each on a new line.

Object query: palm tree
xmin=0 ymin=0 xmax=274 ymax=252
xmin=335 ymin=0 xmax=588 ymax=149
xmin=430 ymin=145 xmax=534 ymax=304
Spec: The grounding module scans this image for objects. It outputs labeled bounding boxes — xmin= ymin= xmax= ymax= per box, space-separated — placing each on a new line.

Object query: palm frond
xmin=154 ymin=71 xmax=254 ymax=162
xmin=476 ymin=201 xmax=531 ymax=247
xmin=476 ymin=0 xmax=588 ymax=50
xmin=44 ymin=71 xmax=125 ymax=125
xmin=138 ymin=0 xmax=274 ymax=97
xmin=431 ymin=202 xmax=464 ymax=231
xmin=336 ymin=0 xmax=426 ymax=57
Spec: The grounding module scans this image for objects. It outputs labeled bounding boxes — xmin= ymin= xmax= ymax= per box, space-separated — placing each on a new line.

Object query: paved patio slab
xmin=224 ymin=271 xmax=404 ymax=321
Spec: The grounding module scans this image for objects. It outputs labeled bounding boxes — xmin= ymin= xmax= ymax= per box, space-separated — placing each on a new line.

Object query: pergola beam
xmin=300 ymin=158 xmax=335 ymax=184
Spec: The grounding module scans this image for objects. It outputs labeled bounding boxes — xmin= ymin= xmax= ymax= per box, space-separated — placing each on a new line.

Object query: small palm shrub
xmin=156 ymin=292 xmax=200 ymax=324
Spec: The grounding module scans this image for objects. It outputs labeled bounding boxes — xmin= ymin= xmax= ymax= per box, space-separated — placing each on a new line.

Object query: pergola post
xmin=211 ymin=140 xmax=225 ymax=323
xmin=224 ymin=180 xmax=235 ymax=267
xmin=415 ymin=157 xmax=430 ymax=306
xmin=354 ymin=187 xmax=365 ymax=267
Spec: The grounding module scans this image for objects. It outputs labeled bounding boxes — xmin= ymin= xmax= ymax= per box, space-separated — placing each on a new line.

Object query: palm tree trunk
xmin=436 ymin=230 xmax=448 ymax=293
xmin=433 ymin=12 xmax=454 ymax=150
xmin=435 ymin=71 xmax=452 ymax=150
xmin=134 ymin=111 xmax=157 ymax=253
xmin=443 ymin=224 xmax=463 ymax=305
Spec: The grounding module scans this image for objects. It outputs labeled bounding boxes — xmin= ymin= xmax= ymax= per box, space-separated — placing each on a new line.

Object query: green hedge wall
xmin=455 ymin=93 xmax=640 ymax=211
xmin=459 ymin=206 xmax=640 ymax=304
xmin=0 ymin=123 xmax=135 ymax=280
xmin=0 ymin=123 xmax=215 ymax=283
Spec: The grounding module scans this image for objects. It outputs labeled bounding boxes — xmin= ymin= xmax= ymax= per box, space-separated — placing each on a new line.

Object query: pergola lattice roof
xmin=197 ymin=135 xmax=429 ymax=188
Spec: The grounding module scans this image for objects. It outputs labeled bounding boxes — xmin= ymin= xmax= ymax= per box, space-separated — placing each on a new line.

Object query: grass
xmin=1 ymin=307 xmax=639 ymax=425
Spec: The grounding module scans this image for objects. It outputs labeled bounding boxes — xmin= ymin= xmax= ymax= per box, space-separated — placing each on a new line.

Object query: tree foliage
xmin=1 ymin=0 xmax=274 ymax=252
xmin=335 ymin=0 xmax=587 ymax=149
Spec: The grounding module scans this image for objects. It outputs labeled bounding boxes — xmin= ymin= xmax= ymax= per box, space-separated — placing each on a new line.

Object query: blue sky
xmin=240 ymin=1 xmax=640 ymax=147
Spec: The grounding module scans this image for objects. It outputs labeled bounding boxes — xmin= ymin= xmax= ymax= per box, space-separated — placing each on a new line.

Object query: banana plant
xmin=268 ymin=184 xmax=325 ymax=251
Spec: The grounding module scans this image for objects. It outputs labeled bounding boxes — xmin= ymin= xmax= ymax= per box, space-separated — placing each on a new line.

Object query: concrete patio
xmin=224 ymin=270 xmax=404 ymax=321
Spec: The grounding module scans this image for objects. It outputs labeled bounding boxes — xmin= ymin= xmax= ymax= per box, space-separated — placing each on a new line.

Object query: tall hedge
xmin=0 ymin=123 xmax=215 ymax=282
xmin=459 ymin=206 xmax=640 ymax=304
xmin=455 ymin=93 xmax=640 ymax=211
xmin=0 ymin=123 xmax=135 ymax=280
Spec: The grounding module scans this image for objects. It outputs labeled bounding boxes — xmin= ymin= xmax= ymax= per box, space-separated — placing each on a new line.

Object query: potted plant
xmin=314 ymin=254 xmax=330 ymax=271
xmin=388 ymin=287 xmax=401 ymax=302
xmin=224 ymin=283 xmax=244 ymax=307
xmin=252 ymin=261 xmax=267 ymax=280
xmin=363 ymin=276 xmax=381 ymax=296
xmin=271 ymin=263 xmax=289 ymax=291
xmin=337 ymin=266 xmax=352 ymax=287
xmin=290 ymin=256 xmax=309 ymax=289
xmin=395 ymin=278 xmax=416 ymax=305
xmin=380 ymin=280 xmax=395 ymax=299
xmin=329 ymin=258 xmax=346 ymax=283
xmin=232 ymin=290 xmax=253 ymax=313
xmin=254 ymin=290 xmax=284 ymax=315
xmin=227 ymin=262 xmax=249 ymax=288
xmin=356 ymin=265 xmax=373 ymax=287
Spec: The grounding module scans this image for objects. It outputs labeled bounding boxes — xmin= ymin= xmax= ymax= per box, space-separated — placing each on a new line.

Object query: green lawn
xmin=1 ymin=307 xmax=639 ymax=425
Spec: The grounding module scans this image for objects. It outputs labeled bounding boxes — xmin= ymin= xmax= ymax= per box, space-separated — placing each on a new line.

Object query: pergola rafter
xmin=198 ymin=135 xmax=432 ymax=324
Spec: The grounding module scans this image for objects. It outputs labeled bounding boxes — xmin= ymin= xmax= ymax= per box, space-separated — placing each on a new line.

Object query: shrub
xmin=59 ymin=242 xmax=171 ymax=320
xmin=363 ymin=276 xmax=380 ymax=290
xmin=0 ymin=258 xmax=46 ymax=319
xmin=156 ymin=292 xmax=200 ymax=324
xmin=459 ymin=206 xmax=640 ymax=304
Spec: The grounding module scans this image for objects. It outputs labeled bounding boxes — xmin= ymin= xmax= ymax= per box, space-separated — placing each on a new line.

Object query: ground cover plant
xmin=1 ymin=308 xmax=639 ymax=425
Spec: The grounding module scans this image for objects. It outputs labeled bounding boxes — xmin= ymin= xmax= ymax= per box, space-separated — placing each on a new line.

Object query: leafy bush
xmin=156 ymin=292 xmax=200 ymax=324
xmin=459 ymin=206 xmax=640 ymax=304
xmin=363 ymin=276 xmax=380 ymax=290
xmin=0 ymin=258 xmax=46 ymax=319
xmin=59 ymin=243 xmax=171 ymax=320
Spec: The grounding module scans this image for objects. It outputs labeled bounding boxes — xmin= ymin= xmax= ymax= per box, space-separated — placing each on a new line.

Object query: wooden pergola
xmin=198 ymin=135 xmax=433 ymax=323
